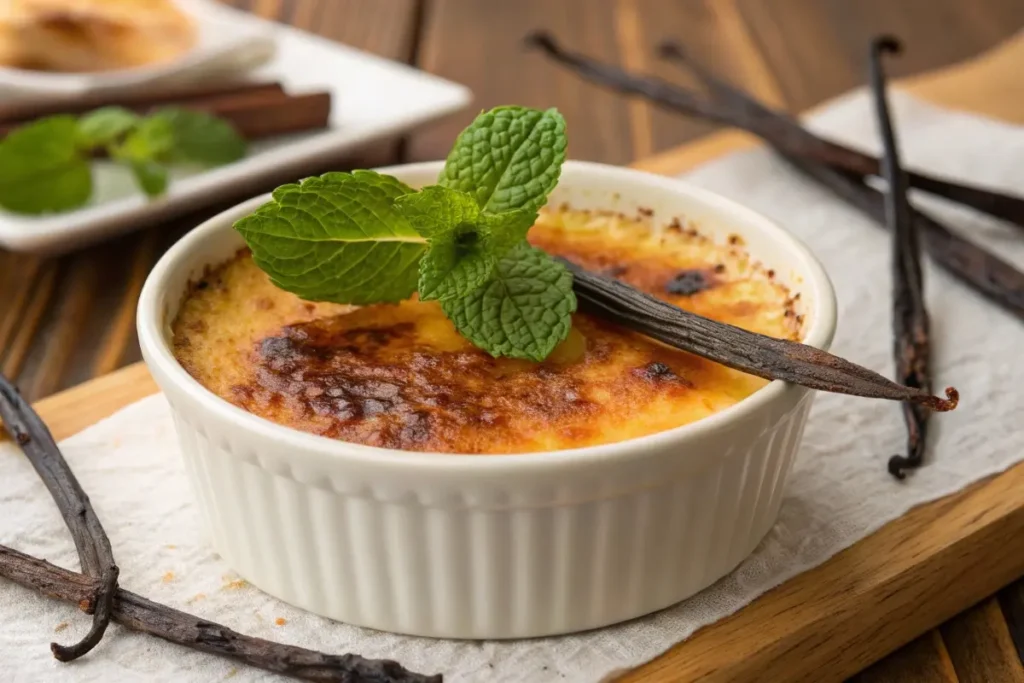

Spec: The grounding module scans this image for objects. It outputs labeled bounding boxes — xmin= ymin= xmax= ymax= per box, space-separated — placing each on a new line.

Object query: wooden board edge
xmin=619 ymin=462 xmax=1024 ymax=682
xmin=31 ymin=363 xmax=157 ymax=442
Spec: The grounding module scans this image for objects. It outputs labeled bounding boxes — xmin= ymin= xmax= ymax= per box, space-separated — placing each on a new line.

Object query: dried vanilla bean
xmin=565 ymin=262 xmax=958 ymax=410
xmin=868 ymin=37 xmax=935 ymax=477
xmin=0 ymin=373 xmax=118 ymax=661
xmin=0 ymin=545 xmax=440 ymax=683
xmin=0 ymin=371 xmax=440 ymax=682
xmin=655 ymin=40 xmax=1024 ymax=226
xmin=526 ymin=31 xmax=1024 ymax=321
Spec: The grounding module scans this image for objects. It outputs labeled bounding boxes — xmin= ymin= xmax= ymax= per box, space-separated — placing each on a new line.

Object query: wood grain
xmin=619 ymin=463 xmax=1024 ymax=682
xmin=941 ymin=600 xmax=1024 ymax=683
xmin=411 ymin=0 xmax=635 ymax=164
xmin=849 ymin=631 xmax=959 ymax=683
xmin=737 ymin=0 xmax=1024 ymax=112
xmin=5 ymin=29 xmax=1024 ymax=683
xmin=1000 ymin=582 xmax=1024 ymax=669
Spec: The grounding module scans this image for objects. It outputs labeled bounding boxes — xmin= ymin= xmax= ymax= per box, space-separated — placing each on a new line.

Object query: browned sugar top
xmin=172 ymin=208 xmax=801 ymax=454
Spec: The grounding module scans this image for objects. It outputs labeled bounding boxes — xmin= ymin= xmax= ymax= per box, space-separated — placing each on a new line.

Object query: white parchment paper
xmin=3 ymin=90 xmax=1024 ymax=682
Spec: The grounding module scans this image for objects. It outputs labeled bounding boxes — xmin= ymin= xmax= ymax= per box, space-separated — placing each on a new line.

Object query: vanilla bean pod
xmin=564 ymin=261 xmax=957 ymax=410
xmin=0 ymin=372 xmax=439 ymax=681
xmin=654 ymin=41 xmax=1024 ymax=226
xmin=869 ymin=37 xmax=935 ymax=478
xmin=524 ymin=31 xmax=1024 ymax=320
xmin=652 ymin=39 xmax=1024 ymax=322
xmin=0 ymin=545 xmax=440 ymax=683
xmin=0 ymin=373 xmax=118 ymax=661
xmin=524 ymin=31 xmax=1024 ymax=226
xmin=666 ymin=44 xmax=1024 ymax=321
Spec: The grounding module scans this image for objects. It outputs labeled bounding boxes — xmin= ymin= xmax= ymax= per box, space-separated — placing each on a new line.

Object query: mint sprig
xmin=0 ymin=107 xmax=247 ymax=215
xmin=393 ymin=185 xmax=536 ymax=301
xmin=235 ymin=171 xmax=425 ymax=305
xmin=236 ymin=105 xmax=576 ymax=362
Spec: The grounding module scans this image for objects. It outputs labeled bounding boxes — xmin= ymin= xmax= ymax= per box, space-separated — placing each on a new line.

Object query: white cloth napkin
xmin=0 ymin=0 xmax=276 ymax=99
xmin=4 ymin=90 xmax=1024 ymax=683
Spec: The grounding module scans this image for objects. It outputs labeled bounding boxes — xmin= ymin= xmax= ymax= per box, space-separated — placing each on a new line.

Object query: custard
xmin=172 ymin=209 xmax=802 ymax=454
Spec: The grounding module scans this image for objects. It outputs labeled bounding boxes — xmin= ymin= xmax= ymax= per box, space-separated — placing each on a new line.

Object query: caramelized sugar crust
xmin=172 ymin=209 xmax=802 ymax=454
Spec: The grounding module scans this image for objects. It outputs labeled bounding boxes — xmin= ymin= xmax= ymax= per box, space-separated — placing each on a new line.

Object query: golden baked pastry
xmin=0 ymin=0 xmax=196 ymax=72
xmin=172 ymin=208 xmax=804 ymax=455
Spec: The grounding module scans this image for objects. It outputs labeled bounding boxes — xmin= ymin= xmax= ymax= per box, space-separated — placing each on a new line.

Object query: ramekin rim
xmin=137 ymin=159 xmax=837 ymax=474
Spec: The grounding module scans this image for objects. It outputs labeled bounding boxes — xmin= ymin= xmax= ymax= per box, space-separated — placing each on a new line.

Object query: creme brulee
xmin=171 ymin=208 xmax=802 ymax=454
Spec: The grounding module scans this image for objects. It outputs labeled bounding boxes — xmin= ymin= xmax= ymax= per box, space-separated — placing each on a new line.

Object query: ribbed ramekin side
xmin=165 ymin=389 xmax=812 ymax=639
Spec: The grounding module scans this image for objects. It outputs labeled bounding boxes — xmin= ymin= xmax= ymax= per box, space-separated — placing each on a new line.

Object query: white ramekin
xmin=138 ymin=160 xmax=837 ymax=639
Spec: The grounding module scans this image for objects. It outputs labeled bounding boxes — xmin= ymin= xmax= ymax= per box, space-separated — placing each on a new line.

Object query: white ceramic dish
xmin=0 ymin=1 xmax=471 ymax=254
xmin=138 ymin=161 xmax=837 ymax=639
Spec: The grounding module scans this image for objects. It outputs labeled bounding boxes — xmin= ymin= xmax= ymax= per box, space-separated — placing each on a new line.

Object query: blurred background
xmin=1 ymin=0 xmax=1022 ymax=403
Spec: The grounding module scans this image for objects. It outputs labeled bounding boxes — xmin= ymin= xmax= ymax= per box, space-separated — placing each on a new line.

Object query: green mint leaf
xmin=441 ymin=242 xmax=576 ymax=361
xmin=416 ymin=207 xmax=536 ymax=301
xmin=149 ymin=107 xmax=247 ymax=166
xmin=478 ymin=206 xmax=536 ymax=253
xmin=395 ymin=185 xmax=537 ymax=301
xmin=130 ymin=160 xmax=169 ymax=197
xmin=77 ymin=106 xmax=140 ymax=149
xmin=393 ymin=184 xmax=480 ymax=238
xmin=439 ymin=106 xmax=566 ymax=214
xmin=234 ymin=170 xmax=426 ymax=305
xmin=0 ymin=116 xmax=92 ymax=215
xmin=417 ymin=234 xmax=497 ymax=301
xmin=112 ymin=115 xmax=175 ymax=163
xmin=395 ymin=185 xmax=487 ymax=301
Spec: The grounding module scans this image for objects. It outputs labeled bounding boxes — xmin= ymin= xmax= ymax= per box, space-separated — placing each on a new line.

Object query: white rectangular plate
xmin=0 ymin=3 xmax=472 ymax=254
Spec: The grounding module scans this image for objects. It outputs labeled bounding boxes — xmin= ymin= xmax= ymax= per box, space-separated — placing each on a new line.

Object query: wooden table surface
xmin=2 ymin=1 xmax=1023 ymax=681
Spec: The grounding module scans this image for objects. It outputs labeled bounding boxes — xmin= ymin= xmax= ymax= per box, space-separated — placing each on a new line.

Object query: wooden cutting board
xmin=14 ymin=32 xmax=1024 ymax=683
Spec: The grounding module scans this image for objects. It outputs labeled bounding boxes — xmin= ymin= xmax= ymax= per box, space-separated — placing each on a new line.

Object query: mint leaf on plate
xmin=112 ymin=115 xmax=175 ymax=163
xmin=395 ymin=185 xmax=537 ymax=301
xmin=0 ymin=116 xmax=92 ymax=215
xmin=439 ymin=106 xmax=566 ymax=214
xmin=235 ymin=170 xmax=426 ymax=305
xmin=441 ymin=242 xmax=576 ymax=361
xmin=77 ymin=106 xmax=140 ymax=149
xmin=130 ymin=160 xmax=169 ymax=197
xmin=150 ymin=107 xmax=247 ymax=166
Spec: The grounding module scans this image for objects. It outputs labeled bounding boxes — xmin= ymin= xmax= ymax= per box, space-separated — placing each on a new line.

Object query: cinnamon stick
xmin=187 ymin=91 xmax=333 ymax=141
xmin=0 ymin=80 xmax=286 ymax=125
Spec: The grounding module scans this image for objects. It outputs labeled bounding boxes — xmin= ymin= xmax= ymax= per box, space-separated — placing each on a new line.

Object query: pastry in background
xmin=0 ymin=0 xmax=197 ymax=72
